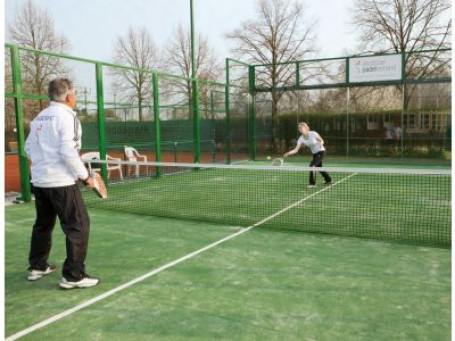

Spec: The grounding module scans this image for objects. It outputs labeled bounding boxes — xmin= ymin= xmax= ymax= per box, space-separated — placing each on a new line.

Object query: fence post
xmin=11 ymin=46 xmax=32 ymax=202
xmin=248 ymin=65 xmax=256 ymax=161
xmin=225 ymin=59 xmax=232 ymax=164
xmin=401 ymin=51 xmax=406 ymax=160
xmin=153 ymin=72 xmax=162 ymax=178
xmin=95 ymin=63 xmax=108 ymax=182
xmin=192 ymin=78 xmax=201 ymax=163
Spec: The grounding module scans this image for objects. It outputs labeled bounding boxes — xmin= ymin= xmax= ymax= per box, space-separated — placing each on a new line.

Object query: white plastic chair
xmin=124 ymin=146 xmax=148 ymax=177
xmin=81 ymin=151 xmax=123 ymax=180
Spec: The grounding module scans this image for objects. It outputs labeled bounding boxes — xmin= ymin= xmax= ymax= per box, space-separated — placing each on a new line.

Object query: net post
xmin=152 ymin=72 xmax=162 ymax=178
xmin=11 ymin=45 xmax=32 ymax=202
xmin=95 ymin=63 xmax=108 ymax=182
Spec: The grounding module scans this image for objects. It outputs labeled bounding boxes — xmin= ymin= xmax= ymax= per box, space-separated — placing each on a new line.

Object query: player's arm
xmin=283 ymin=143 xmax=301 ymax=158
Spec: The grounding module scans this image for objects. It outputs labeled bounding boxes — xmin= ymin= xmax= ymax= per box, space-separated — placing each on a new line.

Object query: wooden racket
xmin=91 ymin=172 xmax=107 ymax=199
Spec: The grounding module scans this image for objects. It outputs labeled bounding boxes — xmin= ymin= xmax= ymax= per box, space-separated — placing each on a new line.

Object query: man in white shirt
xmin=283 ymin=122 xmax=332 ymax=188
xmin=25 ymin=78 xmax=100 ymax=289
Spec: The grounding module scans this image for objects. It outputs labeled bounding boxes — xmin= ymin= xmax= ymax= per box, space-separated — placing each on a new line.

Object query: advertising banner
xmin=349 ymin=54 xmax=402 ymax=83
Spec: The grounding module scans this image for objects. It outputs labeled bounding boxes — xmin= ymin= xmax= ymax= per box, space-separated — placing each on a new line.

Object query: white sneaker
xmin=27 ymin=265 xmax=57 ymax=281
xmin=308 ymin=185 xmax=316 ymax=189
xmin=59 ymin=275 xmax=100 ymax=289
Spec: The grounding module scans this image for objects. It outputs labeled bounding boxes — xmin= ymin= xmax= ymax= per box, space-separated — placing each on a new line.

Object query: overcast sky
xmin=5 ymin=0 xmax=358 ymax=63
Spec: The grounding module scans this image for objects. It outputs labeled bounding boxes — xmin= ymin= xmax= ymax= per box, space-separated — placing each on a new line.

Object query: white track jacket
xmin=25 ymin=102 xmax=89 ymax=188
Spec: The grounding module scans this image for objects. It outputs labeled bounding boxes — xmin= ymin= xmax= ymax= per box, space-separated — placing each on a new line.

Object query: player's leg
xmin=53 ymin=185 xmax=90 ymax=280
xmin=28 ymin=187 xmax=57 ymax=271
xmin=308 ymin=155 xmax=317 ymax=187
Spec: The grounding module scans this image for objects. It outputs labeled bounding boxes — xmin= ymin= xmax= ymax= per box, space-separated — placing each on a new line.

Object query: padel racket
xmin=272 ymin=158 xmax=284 ymax=166
xmin=91 ymin=172 xmax=107 ymax=199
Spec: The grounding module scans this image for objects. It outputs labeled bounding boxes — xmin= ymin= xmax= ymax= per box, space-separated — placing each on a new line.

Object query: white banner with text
xmin=349 ymin=54 xmax=402 ymax=83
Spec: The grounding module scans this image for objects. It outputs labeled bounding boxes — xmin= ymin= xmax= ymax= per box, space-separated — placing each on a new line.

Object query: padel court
xmin=5 ymin=41 xmax=451 ymax=340
xmin=5 ymin=162 xmax=451 ymax=340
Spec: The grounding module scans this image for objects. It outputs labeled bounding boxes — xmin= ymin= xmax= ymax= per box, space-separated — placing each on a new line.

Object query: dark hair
xmin=48 ymin=78 xmax=74 ymax=102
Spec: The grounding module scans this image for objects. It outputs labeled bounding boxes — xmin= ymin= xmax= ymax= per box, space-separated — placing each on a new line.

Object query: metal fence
xmin=4 ymin=44 xmax=252 ymax=201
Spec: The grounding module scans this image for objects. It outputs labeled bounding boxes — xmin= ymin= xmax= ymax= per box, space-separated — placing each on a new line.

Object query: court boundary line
xmin=6 ymin=173 xmax=356 ymax=341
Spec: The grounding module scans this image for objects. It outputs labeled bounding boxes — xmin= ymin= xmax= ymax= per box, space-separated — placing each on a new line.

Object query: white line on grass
xmin=6 ymin=173 xmax=356 ymax=340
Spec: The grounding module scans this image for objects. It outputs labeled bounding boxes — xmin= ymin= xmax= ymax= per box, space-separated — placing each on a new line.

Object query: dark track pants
xmin=29 ymin=185 xmax=90 ymax=280
xmin=309 ymin=151 xmax=332 ymax=185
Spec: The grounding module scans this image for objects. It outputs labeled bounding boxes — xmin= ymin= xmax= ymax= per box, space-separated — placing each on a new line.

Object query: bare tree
xmin=162 ymin=24 xmax=222 ymax=119
xmin=113 ymin=27 xmax=160 ymax=122
xmin=227 ymin=0 xmax=317 ymax=143
xmin=353 ymin=0 xmax=451 ymax=108
xmin=8 ymin=0 xmax=70 ymax=110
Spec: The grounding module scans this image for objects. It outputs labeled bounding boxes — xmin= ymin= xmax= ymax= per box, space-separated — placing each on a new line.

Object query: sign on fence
xmin=349 ymin=54 xmax=402 ymax=83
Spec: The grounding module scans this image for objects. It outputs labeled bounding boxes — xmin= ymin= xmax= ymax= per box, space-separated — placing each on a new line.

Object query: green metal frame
xmin=192 ymin=79 xmax=201 ymax=163
xmin=10 ymin=46 xmax=31 ymax=202
xmin=7 ymin=43 xmax=450 ymax=203
xmin=245 ymin=48 xmax=451 ymax=162
xmin=250 ymin=48 xmax=451 ymax=92
xmin=95 ymin=63 xmax=108 ymax=182
xmin=153 ymin=72 xmax=162 ymax=177
xmin=248 ymin=65 xmax=256 ymax=160
xmin=5 ymin=43 xmax=248 ymax=202
xmin=225 ymin=59 xmax=232 ymax=164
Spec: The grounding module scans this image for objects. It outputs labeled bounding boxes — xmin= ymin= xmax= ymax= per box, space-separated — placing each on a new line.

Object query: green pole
xmin=225 ymin=58 xmax=231 ymax=164
xmin=346 ymin=57 xmax=350 ymax=162
xmin=401 ymin=51 xmax=406 ymax=160
xmin=210 ymin=90 xmax=215 ymax=119
xmin=193 ymin=78 xmax=201 ymax=163
xmin=153 ymin=72 xmax=162 ymax=178
xmin=248 ymin=65 xmax=256 ymax=161
xmin=11 ymin=46 xmax=31 ymax=202
xmin=190 ymin=0 xmax=200 ymax=163
xmin=95 ymin=63 xmax=108 ymax=182
xmin=210 ymin=90 xmax=216 ymax=162
xmin=190 ymin=0 xmax=196 ymax=81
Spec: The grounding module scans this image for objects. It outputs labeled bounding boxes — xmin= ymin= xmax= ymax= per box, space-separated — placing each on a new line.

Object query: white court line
xmin=6 ymin=173 xmax=356 ymax=341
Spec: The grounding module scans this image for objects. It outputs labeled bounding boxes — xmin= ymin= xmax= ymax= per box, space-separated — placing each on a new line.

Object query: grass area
xmin=5 ymin=203 xmax=451 ymax=340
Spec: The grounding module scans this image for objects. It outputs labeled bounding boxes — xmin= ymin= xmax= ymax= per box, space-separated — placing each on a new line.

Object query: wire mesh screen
xmin=83 ymin=161 xmax=451 ymax=248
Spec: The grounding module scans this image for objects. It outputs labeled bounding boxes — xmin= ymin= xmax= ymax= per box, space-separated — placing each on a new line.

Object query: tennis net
xmin=83 ymin=161 xmax=451 ymax=247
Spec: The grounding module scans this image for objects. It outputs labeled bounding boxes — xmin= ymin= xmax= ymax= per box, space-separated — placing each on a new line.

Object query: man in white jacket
xmin=25 ymin=78 xmax=100 ymax=289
